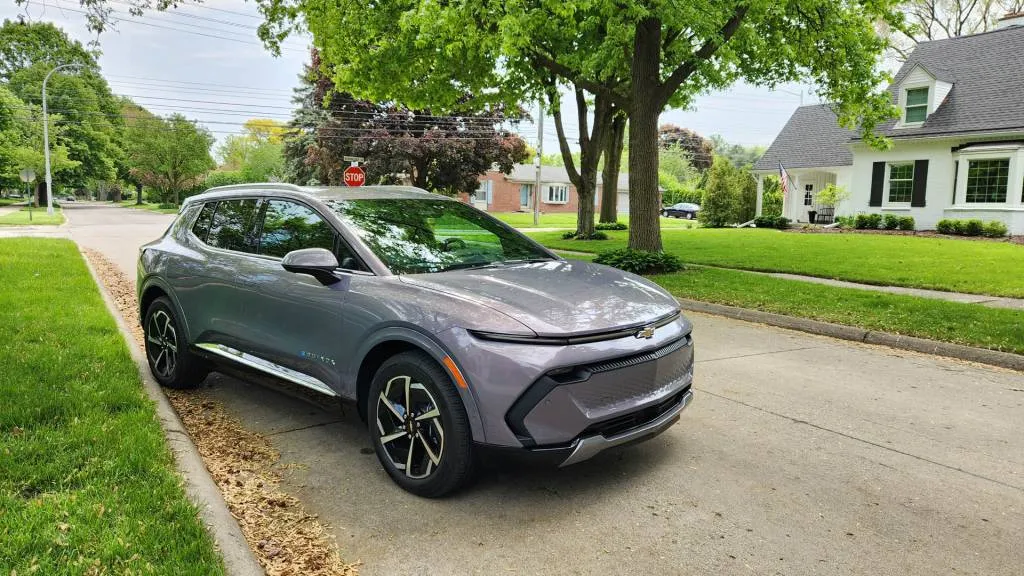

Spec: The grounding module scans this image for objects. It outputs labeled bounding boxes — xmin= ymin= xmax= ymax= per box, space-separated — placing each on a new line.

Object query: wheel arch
xmin=351 ymin=326 xmax=485 ymax=443
xmin=138 ymin=277 xmax=192 ymax=342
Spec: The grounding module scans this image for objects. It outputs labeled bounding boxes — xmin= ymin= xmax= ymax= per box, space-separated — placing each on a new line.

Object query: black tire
xmin=368 ymin=351 xmax=475 ymax=497
xmin=144 ymin=296 xmax=208 ymax=389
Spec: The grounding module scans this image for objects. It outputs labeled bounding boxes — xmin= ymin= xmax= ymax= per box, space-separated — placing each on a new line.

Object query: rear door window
xmin=207 ymin=199 xmax=260 ymax=253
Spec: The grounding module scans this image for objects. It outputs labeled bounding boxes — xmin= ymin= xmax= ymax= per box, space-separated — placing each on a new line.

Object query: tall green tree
xmin=124 ymin=113 xmax=215 ymax=205
xmin=0 ymin=20 xmax=122 ymax=191
xmin=254 ymin=0 xmax=902 ymax=252
xmin=0 ymin=85 xmax=78 ymax=199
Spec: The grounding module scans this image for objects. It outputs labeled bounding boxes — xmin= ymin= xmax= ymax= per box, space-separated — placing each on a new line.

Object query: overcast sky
xmin=3 ymin=0 xmax=822 ymax=152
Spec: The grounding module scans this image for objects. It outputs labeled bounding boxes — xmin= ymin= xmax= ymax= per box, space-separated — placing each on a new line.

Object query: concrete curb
xmin=678 ymin=298 xmax=1024 ymax=372
xmin=80 ymin=250 xmax=264 ymax=576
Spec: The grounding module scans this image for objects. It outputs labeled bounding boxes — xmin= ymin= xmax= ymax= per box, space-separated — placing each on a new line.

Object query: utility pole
xmin=42 ymin=63 xmax=79 ymax=216
xmin=533 ymin=101 xmax=543 ymax=226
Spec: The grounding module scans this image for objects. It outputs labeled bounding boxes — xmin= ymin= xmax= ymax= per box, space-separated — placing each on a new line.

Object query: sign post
xmin=343 ymin=157 xmax=366 ymax=187
xmin=19 ymin=168 xmax=36 ymax=222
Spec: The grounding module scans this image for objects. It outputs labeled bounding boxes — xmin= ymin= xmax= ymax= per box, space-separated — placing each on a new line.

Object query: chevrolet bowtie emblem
xmin=635 ymin=325 xmax=655 ymax=339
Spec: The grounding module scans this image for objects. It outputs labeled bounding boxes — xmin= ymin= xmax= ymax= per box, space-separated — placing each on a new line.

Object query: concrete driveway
xmin=64 ymin=202 xmax=1024 ymax=575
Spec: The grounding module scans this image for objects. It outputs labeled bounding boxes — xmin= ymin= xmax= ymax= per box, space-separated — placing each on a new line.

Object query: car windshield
xmin=324 ymin=198 xmax=554 ymax=274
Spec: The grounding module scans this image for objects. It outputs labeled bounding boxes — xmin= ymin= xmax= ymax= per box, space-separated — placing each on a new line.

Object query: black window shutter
xmin=869 ymin=162 xmax=885 ymax=207
xmin=912 ymin=159 xmax=929 ymax=207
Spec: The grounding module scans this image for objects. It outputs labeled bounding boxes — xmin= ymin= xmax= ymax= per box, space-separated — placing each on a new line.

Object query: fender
xmin=138 ymin=274 xmax=193 ymax=344
xmin=349 ymin=323 xmax=487 ymax=444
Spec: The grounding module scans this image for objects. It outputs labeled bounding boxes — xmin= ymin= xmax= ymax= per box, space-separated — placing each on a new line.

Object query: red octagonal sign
xmin=343 ymin=165 xmax=366 ymax=187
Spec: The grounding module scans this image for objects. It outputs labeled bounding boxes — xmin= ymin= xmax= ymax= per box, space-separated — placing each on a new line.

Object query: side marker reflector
xmin=443 ymin=356 xmax=469 ymax=389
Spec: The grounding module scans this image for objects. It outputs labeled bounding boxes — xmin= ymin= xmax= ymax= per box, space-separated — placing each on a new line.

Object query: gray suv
xmin=138 ymin=184 xmax=694 ymax=497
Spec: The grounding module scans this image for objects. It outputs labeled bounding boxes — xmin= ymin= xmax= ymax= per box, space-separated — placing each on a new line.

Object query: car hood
xmin=399 ymin=260 xmax=680 ymax=336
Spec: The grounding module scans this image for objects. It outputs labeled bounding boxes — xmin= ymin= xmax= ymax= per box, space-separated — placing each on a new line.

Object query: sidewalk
xmin=714 ymin=267 xmax=1024 ymax=311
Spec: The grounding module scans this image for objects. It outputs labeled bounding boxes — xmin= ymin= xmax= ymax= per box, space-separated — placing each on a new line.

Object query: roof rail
xmin=203 ymin=182 xmax=306 ymax=193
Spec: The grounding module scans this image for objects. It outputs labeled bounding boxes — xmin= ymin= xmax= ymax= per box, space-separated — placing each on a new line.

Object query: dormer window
xmin=905 ymin=87 xmax=929 ymax=123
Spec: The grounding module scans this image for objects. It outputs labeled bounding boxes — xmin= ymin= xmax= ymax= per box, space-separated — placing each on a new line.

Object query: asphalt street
xmin=65 ymin=202 xmax=1024 ymax=576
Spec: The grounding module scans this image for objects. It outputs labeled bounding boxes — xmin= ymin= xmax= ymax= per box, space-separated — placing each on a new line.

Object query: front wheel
xmin=369 ymin=351 xmax=475 ymax=497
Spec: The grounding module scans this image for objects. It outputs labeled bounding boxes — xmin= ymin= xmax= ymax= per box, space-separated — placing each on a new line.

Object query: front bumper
xmin=559 ymin=387 xmax=692 ymax=466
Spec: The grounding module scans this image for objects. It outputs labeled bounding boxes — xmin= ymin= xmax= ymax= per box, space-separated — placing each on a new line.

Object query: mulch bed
xmin=784 ymin=226 xmax=1024 ymax=244
xmin=83 ymin=248 xmax=359 ymax=576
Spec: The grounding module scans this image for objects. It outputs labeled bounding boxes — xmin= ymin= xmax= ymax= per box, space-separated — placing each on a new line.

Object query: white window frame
xmin=903 ymin=87 xmax=929 ymax=125
xmin=884 ymin=162 xmax=915 ymax=206
xmin=544 ymin=184 xmax=569 ymax=204
xmin=963 ymin=157 xmax=1011 ymax=204
xmin=895 ymin=80 xmax=934 ymax=128
xmin=952 ymin=146 xmax=1024 ymax=209
xmin=803 ymin=184 xmax=814 ymax=206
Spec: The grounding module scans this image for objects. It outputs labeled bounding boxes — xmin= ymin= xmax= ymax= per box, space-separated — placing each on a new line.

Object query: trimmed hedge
xmin=595 ymin=221 xmax=628 ymax=231
xmin=753 ymin=215 xmax=791 ymax=229
xmin=593 ymin=248 xmax=684 ymax=275
xmin=936 ymin=218 xmax=1006 ymax=238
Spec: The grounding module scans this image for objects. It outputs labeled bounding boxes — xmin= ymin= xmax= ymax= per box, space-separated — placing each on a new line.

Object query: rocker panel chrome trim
xmin=195 ymin=342 xmax=338 ymax=397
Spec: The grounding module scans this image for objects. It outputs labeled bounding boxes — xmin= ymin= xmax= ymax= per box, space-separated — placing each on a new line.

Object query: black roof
xmin=753 ymin=104 xmax=855 ymax=171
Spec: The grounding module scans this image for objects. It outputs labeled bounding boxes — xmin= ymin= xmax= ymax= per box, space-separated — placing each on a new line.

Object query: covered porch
xmin=755 ymin=166 xmax=851 ymax=224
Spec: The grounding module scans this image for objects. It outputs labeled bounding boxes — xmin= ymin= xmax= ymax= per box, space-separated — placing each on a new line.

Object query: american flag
xmin=778 ymin=162 xmax=791 ymax=196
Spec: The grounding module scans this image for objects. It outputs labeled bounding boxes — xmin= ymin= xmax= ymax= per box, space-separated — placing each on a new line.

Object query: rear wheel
xmin=144 ymin=297 xmax=208 ymax=389
xmin=369 ymin=351 xmax=475 ymax=497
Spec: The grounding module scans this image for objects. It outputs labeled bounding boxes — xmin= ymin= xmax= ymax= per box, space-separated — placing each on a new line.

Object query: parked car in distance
xmin=662 ymin=202 xmax=700 ymax=219
xmin=137 ymin=183 xmax=695 ymax=497
xmin=63 ymin=195 xmax=76 ymax=202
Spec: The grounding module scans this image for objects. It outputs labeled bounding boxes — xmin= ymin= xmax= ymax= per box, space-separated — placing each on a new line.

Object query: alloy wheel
xmin=147 ymin=310 xmax=178 ymax=379
xmin=376 ymin=375 xmax=445 ymax=479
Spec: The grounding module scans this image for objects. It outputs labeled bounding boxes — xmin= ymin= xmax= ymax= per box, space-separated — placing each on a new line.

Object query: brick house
xmin=464 ymin=164 xmax=633 ymax=213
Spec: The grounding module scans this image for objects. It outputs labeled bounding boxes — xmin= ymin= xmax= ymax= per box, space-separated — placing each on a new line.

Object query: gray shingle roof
xmin=874 ymin=26 xmax=1024 ymax=138
xmin=752 ymin=104 xmax=855 ymax=171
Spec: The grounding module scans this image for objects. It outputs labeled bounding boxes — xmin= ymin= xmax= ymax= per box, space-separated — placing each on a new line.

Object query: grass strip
xmin=531 ymin=227 xmax=1024 ymax=298
xmin=0 ymin=206 xmax=64 ymax=225
xmin=493 ymin=211 xmax=697 ymax=229
xmin=0 ymin=238 xmax=223 ymax=575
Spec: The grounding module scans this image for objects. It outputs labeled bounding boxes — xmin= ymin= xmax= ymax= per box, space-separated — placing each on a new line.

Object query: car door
xmin=175 ymin=197 xmax=263 ymax=352
xmin=240 ymin=198 xmax=358 ymax=395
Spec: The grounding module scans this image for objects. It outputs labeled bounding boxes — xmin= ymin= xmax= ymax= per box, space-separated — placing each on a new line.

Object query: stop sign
xmin=343 ymin=165 xmax=366 ymax=187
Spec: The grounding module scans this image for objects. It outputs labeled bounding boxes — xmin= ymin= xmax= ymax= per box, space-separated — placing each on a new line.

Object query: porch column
xmin=755 ymin=173 xmax=764 ymax=216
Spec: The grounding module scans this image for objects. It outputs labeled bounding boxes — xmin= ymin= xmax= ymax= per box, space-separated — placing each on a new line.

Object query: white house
xmin=754 ymin=12 xmax=1024 ymax=234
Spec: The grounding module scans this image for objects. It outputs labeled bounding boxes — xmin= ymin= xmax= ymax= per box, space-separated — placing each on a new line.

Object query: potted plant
xmin=814 ymin=183 xmax=850 ymax=224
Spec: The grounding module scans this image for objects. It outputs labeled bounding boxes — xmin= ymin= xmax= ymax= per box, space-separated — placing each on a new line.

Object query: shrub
xmin=936 ymin=219 xmax=956 ymax=234
xmin=753 ymin=215 xmax=777 ymax=228
xmin=561 ymin=230 xmax=608 ymax=240
xmin=962 ymin=219 xmax=984 ymax=236
xmin=983 ymin=220 xmax=1008 ymax=238
xmin=593 ymin=249 xmax=684 ymax=275
xmin=773 ymin=217 xmax=791 ymax=230
xmin=883 ymin=214 xmax=901 ymax=230
xmin=158 ymin=203 xmax=178 ymax=210
xmin=816 ymin=183 xmax=850 ymax=209
xmin=898 ymin=216 xmax=915 ymax=231
xmin=834 ymin=215 xmax=855 ymax=229
xmin=595 ymin=221 xmax=627 ymax=231
xmin=698 ymin=157 xmax=739 ymax=228
xmin=854 ymin=213 xmax=882 ymax=229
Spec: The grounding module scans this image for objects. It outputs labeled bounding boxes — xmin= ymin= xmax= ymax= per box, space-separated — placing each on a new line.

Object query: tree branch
xmin=549 ymin=93 xmax=581 ymax=187
xmin=575 ymin=88 xmax=590 ymax=151
xmin=528 ymin=51 xmax=630 ymax=108
xmin=657 ymin=5 xmax=750 ymax=107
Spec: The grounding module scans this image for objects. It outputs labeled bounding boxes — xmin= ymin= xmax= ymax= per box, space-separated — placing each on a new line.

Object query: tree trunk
xmin=600 ymin=113 xmax=626 ymax=223
xmin=627 ymin=17 xmax=664 ymax=252
xmin=35 ymin=181 xmax=48 ymax=208
xmin=136 ymin=183 xmax=143 ymax=205
xmin=550 ymin=87 xmax=611 ymax=239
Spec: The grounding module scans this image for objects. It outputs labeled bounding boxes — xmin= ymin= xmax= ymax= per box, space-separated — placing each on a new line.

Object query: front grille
xmin=587 ymin=335 xmax=690 ymax=374
xmin=582 ymin=387 xmax=689 ymax=438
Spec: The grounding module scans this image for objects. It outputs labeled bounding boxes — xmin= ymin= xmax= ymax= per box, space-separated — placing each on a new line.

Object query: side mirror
xmin=281 ymin=248 xmax=341 ymax=285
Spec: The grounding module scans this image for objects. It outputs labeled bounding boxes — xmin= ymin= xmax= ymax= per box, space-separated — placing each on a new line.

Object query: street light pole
xmin=42 ymin=63 xmax=79 ymax=216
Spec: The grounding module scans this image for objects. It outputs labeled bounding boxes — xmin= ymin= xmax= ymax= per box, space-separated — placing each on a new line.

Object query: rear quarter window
xmin=191 ymin=202 xmax=216 ymax=242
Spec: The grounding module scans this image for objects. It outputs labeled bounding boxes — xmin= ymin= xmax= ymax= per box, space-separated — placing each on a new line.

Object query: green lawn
xmin=492 ymin=211 xmax=697 ymax=229
xmin=0 ymin=238 xmax=223 ymax=574
xmin=654 ymin=267 xmax=1024 ymax=354
xmin=533 ymin=228 xmax=1024 ymax=298
xmin=118 ymin=200 xmax=181 ymax=214
xmin=0 ymin=206 xmax=64 ymax=225
xmin=0 ymin=197 xmax=25 ymax=207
